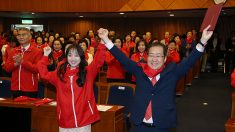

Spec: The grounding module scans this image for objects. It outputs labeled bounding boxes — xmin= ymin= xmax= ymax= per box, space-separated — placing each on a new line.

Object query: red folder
xmin=200 ymin=3 xmax=223 ymax=32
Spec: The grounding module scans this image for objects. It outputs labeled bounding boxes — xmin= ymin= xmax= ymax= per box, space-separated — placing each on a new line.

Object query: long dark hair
xmin=57 ymin=44 xmax=88 ymax=87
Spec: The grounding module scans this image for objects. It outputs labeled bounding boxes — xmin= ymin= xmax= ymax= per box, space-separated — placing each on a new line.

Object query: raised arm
xmin=37 ymin=46 xmax=57 ymax=85
xmin=176 ymin=25 xmax=213 ymax=78
xmin=97 ymin=28 xmax=138 ymax=74
xmin=86 ymin=43 xmax=106 ymax=79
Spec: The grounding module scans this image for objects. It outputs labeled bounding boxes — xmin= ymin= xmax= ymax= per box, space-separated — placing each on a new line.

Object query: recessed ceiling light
xmin=119 ymin=12 xmax=125 ymax=15
xmin=169 ymin=14 xmax=174 ymax=17
xmin=31 ymin=12 xmax=35 ymax=15
xmin=79 ymin=16 xmax=84 ymax=18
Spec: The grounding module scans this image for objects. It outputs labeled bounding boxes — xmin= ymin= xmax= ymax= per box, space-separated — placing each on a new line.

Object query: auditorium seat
xmin=95 ymin=82 xmax=109 ymax=104
xmin=37 ymin=81 xmax=45 ymax=99
xmin=106 ymin=82 xmax=136 ymax=132
xmin=0 ymin=77 xmax=11 ymax=98
xmin=93 ymin=83 xmax=99 ymax=103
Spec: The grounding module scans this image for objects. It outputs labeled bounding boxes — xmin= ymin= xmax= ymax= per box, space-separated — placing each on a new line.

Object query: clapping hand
xmin=13 ymin=53 xmax=23 ymax=66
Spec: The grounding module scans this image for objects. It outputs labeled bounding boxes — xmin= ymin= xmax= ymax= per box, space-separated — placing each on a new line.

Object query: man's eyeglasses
xmin=148 ymin=55 xmax=165 ymax=59
xmin=17 ymin=34 xmax=29 ymax=37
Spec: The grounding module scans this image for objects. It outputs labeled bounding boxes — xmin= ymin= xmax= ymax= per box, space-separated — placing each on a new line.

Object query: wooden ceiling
xmin=0 ymin=0 xmax=234 ymax=12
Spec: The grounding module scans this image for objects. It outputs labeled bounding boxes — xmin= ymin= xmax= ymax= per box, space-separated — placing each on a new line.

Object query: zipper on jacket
xmin=19 ymin=65 xmax=21 ymax=90
xmin=32 ymin=74 xmax=34 ymax=86
xmin=18 ymin=52 xmax=24 ymax=90
xmin=69 ymin=76 xmax=78 ymax=127
xmin=88 ymin=101 xmax=94 ymax=115
xmin=59 ymin=109 xmax=61 ymax=120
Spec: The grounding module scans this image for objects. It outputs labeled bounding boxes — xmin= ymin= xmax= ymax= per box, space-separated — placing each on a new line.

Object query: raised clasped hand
xmin=201 ymin=25 xmax=213 ymax=45
xmin=43 ymin=46 xmax=52 ymax=56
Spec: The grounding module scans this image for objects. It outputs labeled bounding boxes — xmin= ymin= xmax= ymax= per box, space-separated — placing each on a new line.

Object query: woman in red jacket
xmin=231 ymin=69 xmax=235 ymax=88
xmin=131 ymin=40 xmax=148 ymax=82
xmin=166 ymin=40 xmax=180 ymax=65
xmin=37 ymin=42 xmax=106 ymax=132
xmin=105 ymin=37 xmax=127 ymax=82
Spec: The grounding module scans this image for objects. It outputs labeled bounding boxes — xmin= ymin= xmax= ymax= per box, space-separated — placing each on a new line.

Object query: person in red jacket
xmin=231 ymin=69 xmax=235 ymax=88
xmin=122 ymin=34 xmax=136 ymax=58
xmin=105 ymin=37 xmax=127 ymax=82
xmin=4 ymin=28 xmax=42 ymax=98
xmin=1 ymin=36 xmax=19 ymax=77
xmin=131 ymin=40 xmax=148 ymax=82
xmin=37 ymin=41 xmax=106 ymax=131
xmin=166 ymin=40 xmax=180 ymax=65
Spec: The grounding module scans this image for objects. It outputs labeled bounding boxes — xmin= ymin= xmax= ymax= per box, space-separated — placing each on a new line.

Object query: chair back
xmin=37 ymin=81 xmax=45 ymax=99
xmin=106 ymin=82 xmax=136 ymax=114
xmin=95 ymin=82 xmax=109 ymax=104
xmin=0 ymin=77 xmax=11 ymax=98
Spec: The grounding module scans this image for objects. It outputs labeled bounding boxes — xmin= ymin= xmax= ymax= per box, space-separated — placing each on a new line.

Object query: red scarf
xmin=53 ymin=50 xmax=63 ymax=60
xmin=176 ymin=41 xmax=181 ymax=46
xmin=135 ymin=52 xmax=147 ymax=62
xmin=64 ymin=65 xmax=79 ymax=77
xmin=140 ymin=63 xmax=164 ymax=78
xmin=186 ymin=38 xmax=193 ymax=44
xmin=165 ymin=37 xmax=170 ymax=44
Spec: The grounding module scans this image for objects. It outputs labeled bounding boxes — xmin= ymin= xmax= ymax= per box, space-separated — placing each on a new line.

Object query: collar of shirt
xmin=21 ymin=44 xmax=30 ymax=51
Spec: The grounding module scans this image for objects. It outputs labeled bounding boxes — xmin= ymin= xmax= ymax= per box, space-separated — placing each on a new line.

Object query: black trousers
xmin=11 ymin=90 xmax=38 ymax=98
xmin=134 ymin=124 xmax=169 ymax=132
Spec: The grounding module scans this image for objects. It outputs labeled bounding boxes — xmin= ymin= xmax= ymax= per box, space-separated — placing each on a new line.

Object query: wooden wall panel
xmin=0 ymin=0 xmax=234 ymax=12
xmin=2 ymin=16 xmax=235 ymax=43
xmin=4 ymin=17 xmax=200 ymax=39
xmin=0 ymin=19 xmax=3 ymax=33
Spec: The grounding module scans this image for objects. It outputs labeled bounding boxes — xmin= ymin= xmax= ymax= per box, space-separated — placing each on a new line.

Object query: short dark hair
xmin=147 ymin=42 xmax=167 ymax=57
xmin=112 ymin=37 xmax=123 ymax=47
xmin=168 ymin=40 xmax=176 ymax=45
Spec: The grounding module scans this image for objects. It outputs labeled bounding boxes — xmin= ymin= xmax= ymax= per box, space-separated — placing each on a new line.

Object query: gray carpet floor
xmin=172 ymin=72 xmax=233 ymax=132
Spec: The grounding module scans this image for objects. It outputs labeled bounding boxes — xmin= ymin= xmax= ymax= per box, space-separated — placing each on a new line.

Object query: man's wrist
xmin=102 ymin=37 xmax=111 ymax=44
xmin=200 ymin=38 xmax=208 ymax=45
xmin=199 ymin=40 xmax=206 ymax=47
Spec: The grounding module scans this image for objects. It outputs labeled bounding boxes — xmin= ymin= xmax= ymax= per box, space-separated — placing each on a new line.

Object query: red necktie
xmin=144 ymin=76 xmax=157 ymax=120
xmin=22 ymin=48 xmax=26 ymax=52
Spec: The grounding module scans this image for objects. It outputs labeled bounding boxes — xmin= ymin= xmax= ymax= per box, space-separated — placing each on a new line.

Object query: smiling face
xmin=114 ymin=39 xmax=122 ymax=48
xmin=36 ymin=37 xmax=43 ymax=44
xmin=147 ymin=46 xmax=166 ymax=70
xmin=53 ymin=40 xmax=62 ymax=51
xmin=164 ymin=32 xmax=170 ymax=38
xmin=79 ymin=42 xmax=87 ymax=52
xmin=125 ymin=35 xmax=131 ymax=42
xmin=137 ymin=41 xmax=146 ymax=53
xmin=67 ymin=48 xmax=81 ymax=68
xmin=168 ymin=42 xmax=176 ymax=51
xmin=174 ymin=36 xmax=181 ymax=43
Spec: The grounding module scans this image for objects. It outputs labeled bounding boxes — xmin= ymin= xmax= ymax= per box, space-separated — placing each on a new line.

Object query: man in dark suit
xmin=98 ymin=26 xmax=213 ymax=132
xmin=207 ymin=32 xmax=221 ymax=72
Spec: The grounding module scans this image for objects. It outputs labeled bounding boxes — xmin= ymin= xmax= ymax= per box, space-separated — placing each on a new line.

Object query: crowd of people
xmin=0 ymin=28 xmax=223 ymax=77
xmin=0 ymin=26 xmax=234 ymax=132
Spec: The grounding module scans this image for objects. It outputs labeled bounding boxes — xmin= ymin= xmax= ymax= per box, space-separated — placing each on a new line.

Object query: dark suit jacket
xmin=207 ymin=37 xmax=221 ymax=53
xmin=109 ymin=45 xmax=203 ymax=128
